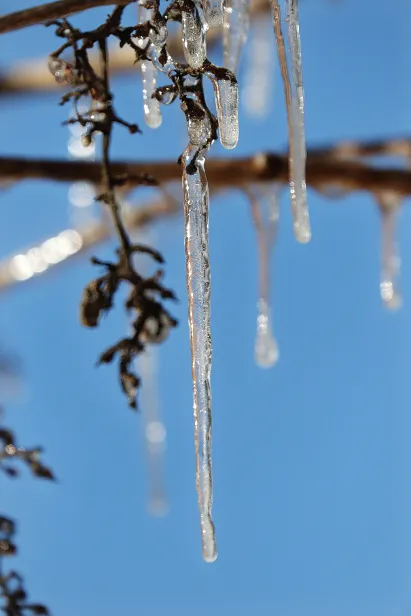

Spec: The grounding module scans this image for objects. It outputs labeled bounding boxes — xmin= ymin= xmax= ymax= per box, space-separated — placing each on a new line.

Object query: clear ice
xmin=223 ymin=0 xmax=250 ymax=74
xmin=379 ymin=193 xmax=402 ymax=310
xmin=139 ymin=4 xmax=162 ymax=128
xmin=249 ymin=186 xmax=280 ymax=368
xmin=181 ymin=1 xmax=207 ymax=69
xmin=182 ymin=144 xmax=217 ymax=563
xmin=271 ymin=0 xmax=310 ymax=242
xmin=206 ymin=70 xmax=239 ymax=149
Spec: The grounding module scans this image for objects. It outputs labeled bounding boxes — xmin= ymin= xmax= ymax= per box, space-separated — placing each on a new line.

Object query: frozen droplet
xmin=255 ymin=300 xmax=279 ymax=368
xmin=155 ymin=85 xmax=178 ymax=105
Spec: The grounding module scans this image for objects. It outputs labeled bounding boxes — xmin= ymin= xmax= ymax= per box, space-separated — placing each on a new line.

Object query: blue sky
xmin=1 ymin=0 xmax=411 ymax=614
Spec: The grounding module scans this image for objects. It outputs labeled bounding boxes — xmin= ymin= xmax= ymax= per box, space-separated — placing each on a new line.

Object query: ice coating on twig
xmin=286 ymin=0 xmax=309 ymax=242
xmin=270 ymin=0 xmax=310 ymax=243
xmin=139 ymin=4 xmax=162 ymax=129
xmin=181 ymin=1 xmax=207 ymax=69
xmin=206 ymin=69 xmax=239 ymax=149
xmin=182 ymin=144 xmax=217 ymax=563
xmin=243 ymin=18 xmax=274 ymax=118
xmin=378 ymin=193 xmax=402 ymax=310
xmin=203 ymin=0 xmax=225 ymax=27
xmin=223 ymin=0 xmax=250 ymax=74
xmin=183 ymin=98 xmax=212 ymax=146
xmin=249 ymin=186 xmax=280 ymax=368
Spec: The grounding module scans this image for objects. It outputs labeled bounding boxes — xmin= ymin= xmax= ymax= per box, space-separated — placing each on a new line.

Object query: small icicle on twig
xmin=247 ymin=185 xmax=280 ymax=368
xmin=205 ymin=66 xmax=239 ymax=149
xmin=139 ymin=3 xmax=162 ymax=128
xmin=243 ymin=17 xmax=275 ymax=118
xmin=203 ymin=0 xmax=225 ymax=28
xmin=223 ymin=0 xmax=250 ymax=74
xmin=270 ymin=0 xmax=310 ymax=243
xmin=377 ymin=192 xmax=402 ymax=310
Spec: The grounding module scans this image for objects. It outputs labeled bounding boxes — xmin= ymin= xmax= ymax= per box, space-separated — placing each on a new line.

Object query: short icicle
xmin=203 ymin=0 xmax=225 ymax=28
xmin=206 ymin=68 xmax=239 ymax=149
xmin=378 ymin=192 xmax=402 ymax=310
xmin=182 ymin=144 xmax=217 ymax=563
xmin=248 ymin=185 xmax=280 ymax=368
xmin=181 ymin=0 xmax=207 ymax=70
xmin=270 ymin=0 xmax=310 ymax=243
xmin=139 ymin=4 xmax=162 ymax=129
xmin=223 ymin=0 xmax=250 ymax=74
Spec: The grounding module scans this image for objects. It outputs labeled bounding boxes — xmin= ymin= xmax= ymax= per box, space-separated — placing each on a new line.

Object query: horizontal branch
xmin=2 ymin=149 xmax=411 ymax=195
xmin=0 ymin=0 xmax=134 ymax=35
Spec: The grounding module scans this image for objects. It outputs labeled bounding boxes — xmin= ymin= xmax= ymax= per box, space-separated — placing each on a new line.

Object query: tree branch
xmin=2 ymin=147 xmax=411 ymax=195
xmin=0 ymin=0 xmax=268 ymax=97
xmin=0 ymin=0 xmax=135 ymax=35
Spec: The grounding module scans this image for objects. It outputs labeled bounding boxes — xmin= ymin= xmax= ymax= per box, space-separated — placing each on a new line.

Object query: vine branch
xmin=2 ymin=143 xmax=411 ymax=195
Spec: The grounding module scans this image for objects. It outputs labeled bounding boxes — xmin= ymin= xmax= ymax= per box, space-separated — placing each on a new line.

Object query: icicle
xmin=128 ymin=226 xmax=169 ymax=516
xmin=286 ymin=0 xmax=309 ymax=242
xmin=243 ymin=18 xmax=274 ymax=118
xmin=181 ymin=1 xmax=207 ymax=70
xmin=223 ymin=0 xmax=250 ymax=74
xmin=206 ymin=69 xmax=239 ymax=149
xmin=378 ymin=192 xmax=402 ymax=310
xmin=270 ymin=0 xmax=310 ymax=243
xmin=182 ymin=144 xmax=217 ymax=563
xmin=203 ymin=0 xmax=225 ymax=28
xmin=139 ymin=4 xmax=162 ymax=129
xmin=249 ymin=186 xmax=280 ymax=368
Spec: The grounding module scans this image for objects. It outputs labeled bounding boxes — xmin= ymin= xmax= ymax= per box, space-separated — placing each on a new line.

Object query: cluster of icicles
xmin=137 ymin=0 xmax=309 ymax=562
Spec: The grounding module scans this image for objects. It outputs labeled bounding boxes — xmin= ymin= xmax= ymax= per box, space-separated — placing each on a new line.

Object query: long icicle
xmin=182 ymin=144 xmax=217 ymax=563
xmin=248 ymin=185 xmax=280 ymax=367
xmin=270 ymin=0 xmax=310 ymax=243
xmin=223 ymin=0 xmax=250 ymax=74
xmin=377 ymin=192 xmax=402 ymax=310
xmin=130 ymin=226 xmax=169 ymax=517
